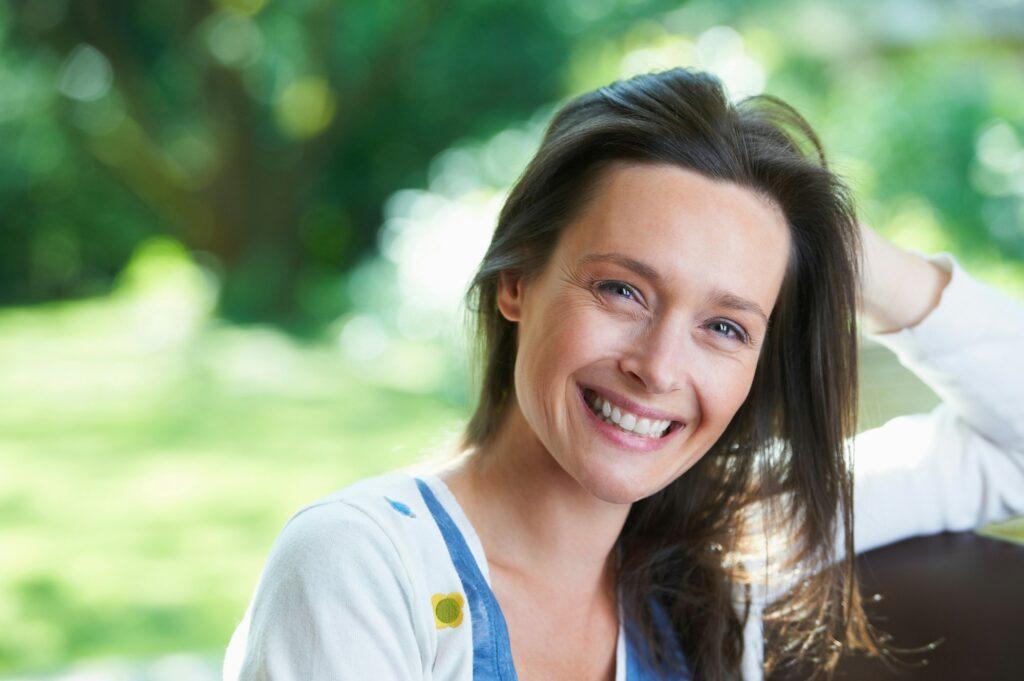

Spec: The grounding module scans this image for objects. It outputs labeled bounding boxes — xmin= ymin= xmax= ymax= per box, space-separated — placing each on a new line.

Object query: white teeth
xmin=636 ymin=418 xmax=652 ymax=436
xmin=585 ymin=389 xmax=674 ymax=440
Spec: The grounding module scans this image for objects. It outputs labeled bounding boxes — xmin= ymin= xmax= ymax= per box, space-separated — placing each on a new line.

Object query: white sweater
xmin=222 ymin=251 xmax=1024 ymax=680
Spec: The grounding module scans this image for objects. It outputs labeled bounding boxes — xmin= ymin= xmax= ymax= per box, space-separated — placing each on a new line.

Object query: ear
xmin=496 ymin=270 xmax=526 ymax=323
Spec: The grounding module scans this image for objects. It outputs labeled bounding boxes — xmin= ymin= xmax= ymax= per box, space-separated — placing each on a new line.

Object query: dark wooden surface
xmin=771 ymin=531 xmax=1024 ymax=680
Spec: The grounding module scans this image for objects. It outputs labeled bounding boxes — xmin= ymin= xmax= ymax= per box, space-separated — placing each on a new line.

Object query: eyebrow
xmin=577 ymin=252 xmax=770 ymax=328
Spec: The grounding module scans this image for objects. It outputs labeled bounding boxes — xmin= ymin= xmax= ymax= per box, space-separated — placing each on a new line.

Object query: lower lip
xmin=576 ymin=385 xmax=684 ymax=453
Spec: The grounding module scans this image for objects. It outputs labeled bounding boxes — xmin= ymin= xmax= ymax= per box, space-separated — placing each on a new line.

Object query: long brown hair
xmin=457 ymin=67 xmax=882 ymax=680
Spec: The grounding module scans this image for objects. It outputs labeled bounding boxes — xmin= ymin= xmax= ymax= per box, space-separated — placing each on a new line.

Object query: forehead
xmin=561 ymin=162 xmax=791 ymax=308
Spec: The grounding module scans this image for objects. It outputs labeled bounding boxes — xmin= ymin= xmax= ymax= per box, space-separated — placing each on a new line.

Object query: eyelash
xmin=595 ymin=280 xmax=750 ymax=344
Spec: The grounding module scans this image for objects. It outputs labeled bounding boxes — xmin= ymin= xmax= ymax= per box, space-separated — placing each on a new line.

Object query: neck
xmin=437 ymin=403 xmax=630 ymax=601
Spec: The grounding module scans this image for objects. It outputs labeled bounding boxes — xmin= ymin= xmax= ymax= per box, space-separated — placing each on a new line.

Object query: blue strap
xmin=416 ymin=476 xmax=691 ymax=680
xmin=415 ymin=477 xmax=518 ymax=680
xmin=624 ymin=597 xmax=693 ymax=679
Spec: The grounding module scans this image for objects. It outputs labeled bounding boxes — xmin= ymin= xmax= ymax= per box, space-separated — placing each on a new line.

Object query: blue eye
xmin=597 ymin=281 xmax=749 ymax=344
xmin=597 ymin=280 xmax=640 ymax=302
xmin=709 ymin=320 xmax=748 ymax=343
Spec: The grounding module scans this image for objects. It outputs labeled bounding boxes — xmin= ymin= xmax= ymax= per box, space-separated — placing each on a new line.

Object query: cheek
xmin=513 ymin=302 xmax=615 ymax=429
xmin=512 ymin=312 xmax=571 ymax=409
xmin=522 ymin=299 xmax=614 ymax=377
xmin=691 ymin=363 xmax=757 ymax=439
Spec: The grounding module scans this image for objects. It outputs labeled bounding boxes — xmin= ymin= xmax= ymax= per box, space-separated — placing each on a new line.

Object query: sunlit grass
xmin=0 ymin=349 xmax=462 ymax=672
xmin=976 ymin=515 xmax=1024 ymax=546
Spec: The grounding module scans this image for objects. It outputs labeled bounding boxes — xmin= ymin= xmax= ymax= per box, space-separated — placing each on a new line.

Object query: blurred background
xmin=1 ymin=0 xmax=1022 ymax=678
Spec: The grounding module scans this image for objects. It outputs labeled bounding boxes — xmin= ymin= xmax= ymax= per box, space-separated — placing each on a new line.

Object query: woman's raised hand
xmin=856 ymin=221 xmax=952 ymax=335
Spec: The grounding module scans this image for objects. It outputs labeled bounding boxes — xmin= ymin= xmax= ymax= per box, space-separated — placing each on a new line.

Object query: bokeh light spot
xmin=57 ymin=44 xmax=113 ymax=102
xmin=274 ymin=76 xmax=337 ymax=139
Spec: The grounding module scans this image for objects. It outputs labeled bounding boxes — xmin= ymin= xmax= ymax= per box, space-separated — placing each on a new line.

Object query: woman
xmin=223 ymin=68 xmax=1024 ymax=680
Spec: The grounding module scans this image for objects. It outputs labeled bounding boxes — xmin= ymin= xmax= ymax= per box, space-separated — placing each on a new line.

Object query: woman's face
xmin=497 ymin=162 xmax=791 ymax=504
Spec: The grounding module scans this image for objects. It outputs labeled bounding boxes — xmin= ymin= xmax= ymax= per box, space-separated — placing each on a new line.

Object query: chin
xmin=572 ymin=461 xmax=657 ymax=505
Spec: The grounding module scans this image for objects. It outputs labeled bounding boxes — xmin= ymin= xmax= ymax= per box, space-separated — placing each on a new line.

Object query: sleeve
xmin=222 ymin=501 xmax=424 ymax=681
xmin=852 ymin=250 xmax=1024 ymax=554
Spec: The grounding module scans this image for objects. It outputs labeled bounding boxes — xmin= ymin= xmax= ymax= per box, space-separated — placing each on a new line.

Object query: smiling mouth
xmin=581 ymin=387 xmax=684 ymax=439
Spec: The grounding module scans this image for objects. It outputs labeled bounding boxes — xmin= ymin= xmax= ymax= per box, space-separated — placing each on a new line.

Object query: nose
xmin=618 ymin=317 xmax=688 ymax=395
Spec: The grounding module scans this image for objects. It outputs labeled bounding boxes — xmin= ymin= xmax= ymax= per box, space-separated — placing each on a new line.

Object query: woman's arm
xmin=857 ymin=222 xmax=952 ymax=335
xmin=740 ymin=234 xmax=1024 ymax=679
xmin=851 ymin=227 xmax=1024 ymax=554
xmin=222 ymin=501 xmax=425 ymax=681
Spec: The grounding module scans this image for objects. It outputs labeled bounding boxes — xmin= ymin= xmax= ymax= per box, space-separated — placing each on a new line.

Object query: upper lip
xmin=581 ymin=383 xmax=685 ymax=424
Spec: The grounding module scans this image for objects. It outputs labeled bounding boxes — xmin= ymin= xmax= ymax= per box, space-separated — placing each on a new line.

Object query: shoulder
xmin=239 ymin=470 xmax=446 ymax=649
xmin=286 ymin=470 xmax=420 ymax=533
xmin=224 ymin=471 xmax=441 ymax=679
xmin=268 ymin=470 xmax=430 ymax=584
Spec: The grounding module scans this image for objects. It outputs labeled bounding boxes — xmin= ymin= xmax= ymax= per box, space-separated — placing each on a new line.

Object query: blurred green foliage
xmin=0 ymin=0 xmax=692 ymax=327
xmin=1 ymin=0 xmax=1023 ymax=676
xmin=3 ymin=0 xmax=1023 ymax=327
